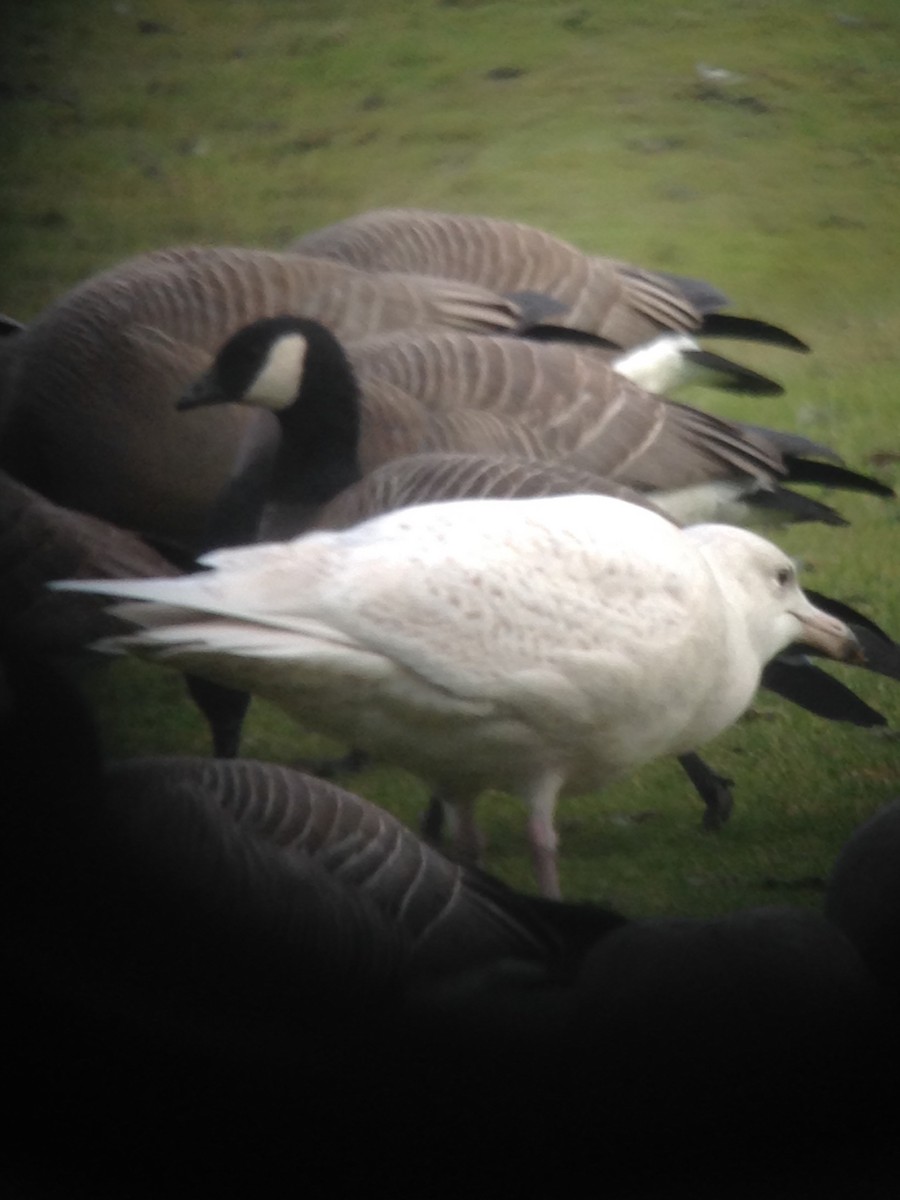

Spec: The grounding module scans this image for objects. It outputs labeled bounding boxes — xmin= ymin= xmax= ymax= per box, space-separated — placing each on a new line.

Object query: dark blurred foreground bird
xmin=0 ymin=649 xmax=617 ymax=1192
xmin=826 ymin=798 xmax=900 ymax=1007
xmin=0 ymin=465 xmax=259 ymax=756
xmin=1 ymin=652 xmax=892 ymax=1198
xmin=53 ymin=491 xmax=865 ymax=897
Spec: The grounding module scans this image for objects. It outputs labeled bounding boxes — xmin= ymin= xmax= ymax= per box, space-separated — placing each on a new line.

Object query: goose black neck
xmin=271 ymin=322 xmax=363 ymax=506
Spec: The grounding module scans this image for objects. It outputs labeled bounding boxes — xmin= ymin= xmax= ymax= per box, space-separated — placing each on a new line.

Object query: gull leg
xmin=524 ymin=769 xmax=566 ymax=899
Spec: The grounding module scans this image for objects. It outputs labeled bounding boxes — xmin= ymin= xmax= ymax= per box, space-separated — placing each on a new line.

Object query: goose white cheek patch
xmin=246 ymin=333 xmax=308 ymax=410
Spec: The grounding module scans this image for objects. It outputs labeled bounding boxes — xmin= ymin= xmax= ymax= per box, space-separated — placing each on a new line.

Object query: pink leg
xmin=525 ymin=770 xmax=565 ymax=899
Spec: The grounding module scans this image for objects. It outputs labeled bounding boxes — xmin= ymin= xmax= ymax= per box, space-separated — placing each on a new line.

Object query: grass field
xmin=3 ymin=0 xmax=900 ymax=911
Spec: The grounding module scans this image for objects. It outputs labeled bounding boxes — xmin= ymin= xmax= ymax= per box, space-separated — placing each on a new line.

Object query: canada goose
xmin=54 ymin=492 xmax=864 ymax=897
xmin=345 ymin=326 xmax=892 ymax=523
xmin=180 ymin=316 xmax=891 ymax=536
xmin=0 ymin=245 xmax=536 ymax=549
xmin=291 ymin=207 xmax=810 ymax=352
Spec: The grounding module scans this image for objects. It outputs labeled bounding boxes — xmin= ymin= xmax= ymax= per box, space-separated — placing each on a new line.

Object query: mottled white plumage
xmin=53 ymin=493 xmax=859 ymax=895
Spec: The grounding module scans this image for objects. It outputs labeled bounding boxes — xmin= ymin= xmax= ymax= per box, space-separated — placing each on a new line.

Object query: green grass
xmin=4 ymin=0 xmax=900 ymax=912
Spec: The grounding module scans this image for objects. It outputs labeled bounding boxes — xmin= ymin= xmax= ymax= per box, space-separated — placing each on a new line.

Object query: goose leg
xmin=298 ymin=746 xmax=371 ymax=780
xmin=676 ymin=752 xmax=734 ymax=832
xmin=184 ymin=675 xmax=251 ymax=759
xmin=420 ymin=794 xmax=446 ymax=844
xmin=442 ymin=793 xmax=485 ymax=865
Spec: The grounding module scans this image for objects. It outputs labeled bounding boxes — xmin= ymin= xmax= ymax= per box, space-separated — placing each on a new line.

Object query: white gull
xmin=53 ymin=493 xmax=862 ymax=897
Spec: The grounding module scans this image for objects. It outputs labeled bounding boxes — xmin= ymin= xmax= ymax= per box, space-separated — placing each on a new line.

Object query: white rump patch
xmin=614 ymin=334 xmax=698 ymax=395
xmin=651 ymin=480 xmax=751 ymax=525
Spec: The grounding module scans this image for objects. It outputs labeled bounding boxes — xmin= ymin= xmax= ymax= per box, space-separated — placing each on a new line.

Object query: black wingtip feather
xmin=683 ymin=348 xmax=784 ymax=395
xmin=700 ymin=313 xmax=810 ymax=351
xmin=748 ymin=486 xmax=849 ymax=525
xmin=849 ymin=625 xmax=900 ymax=683
xmin=520 ymin=323 xmax=623 ymax=351
xmin=784 ymin=457 xmax=895 ymax=498
xmin=761 ymin=657 xmax=887 ymax=728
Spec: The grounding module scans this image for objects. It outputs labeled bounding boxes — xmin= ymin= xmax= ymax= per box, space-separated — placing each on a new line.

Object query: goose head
xmin=178 ymin=316 xmax=363 ymax=510
xmin=686 ymin=523 xmax=865 ymax=668
xmin=179 ymin=315 xmax=357 ymax=414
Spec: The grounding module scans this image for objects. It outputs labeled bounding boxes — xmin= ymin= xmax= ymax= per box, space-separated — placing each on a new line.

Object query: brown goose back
xmin=292 ymin=207 xmax=703 ymax=345
xmin=312 ymin=452 xmax=669 ymax=532
xmin=346 ymin=330 xmax=783 ymax=495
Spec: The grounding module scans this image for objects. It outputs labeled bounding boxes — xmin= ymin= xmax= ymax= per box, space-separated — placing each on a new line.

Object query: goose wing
xmin=292 ymin=207 xmax=805 ymax=348
xmin=348 ymin=330 xmax=784 ymax=492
